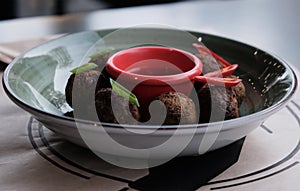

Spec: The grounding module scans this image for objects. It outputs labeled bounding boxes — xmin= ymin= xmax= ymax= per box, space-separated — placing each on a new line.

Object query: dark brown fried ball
xmin=65 ymin=70 xmax=110 ymax=107
xmin=196 ymin=52 xmax=222 ymax=74
xmin=154 ymin=92 xmax=197 ymax=125
xmin=197 ymin=84 xmax=240 ymax=123
xmin=95 ymin=88 xmax=140 ymax=124
xmin=232 ymin=81 xmax=246 ymax=107
xmin=90 ymin=50 xmax=114 ymax=70
xmin=65 ymin=70 xmax=100 ymax=107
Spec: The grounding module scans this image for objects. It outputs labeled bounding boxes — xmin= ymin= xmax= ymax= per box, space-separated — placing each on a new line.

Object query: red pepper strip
xmin=193 ymin=43 xmax=232 ymax=67
xmin=204 ymin=64 xmax=239 ymax=77
xmin=194 ymin=75 xmax=242 ymax=87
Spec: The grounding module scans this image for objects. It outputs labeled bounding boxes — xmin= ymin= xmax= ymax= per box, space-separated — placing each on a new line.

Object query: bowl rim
xmin=2 ymin=29 xmax=298 ymax=133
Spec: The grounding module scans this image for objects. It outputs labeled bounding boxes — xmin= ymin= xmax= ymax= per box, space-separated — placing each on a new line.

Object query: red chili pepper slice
xmin=204 ymin=64 xmax=239 ymax=77
xmin=192 ymin=43 xmax=242 ymax=87
xmin=194 ymin=76 xmax=242 ymax=87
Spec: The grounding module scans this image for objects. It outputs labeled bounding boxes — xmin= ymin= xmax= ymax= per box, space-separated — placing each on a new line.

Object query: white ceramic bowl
xmin=2 ymin=28 xmax=297 ymax=163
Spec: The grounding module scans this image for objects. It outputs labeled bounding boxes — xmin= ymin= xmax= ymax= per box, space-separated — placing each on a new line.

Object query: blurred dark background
xmin=0 ymin=0 xmax=185 ymax=20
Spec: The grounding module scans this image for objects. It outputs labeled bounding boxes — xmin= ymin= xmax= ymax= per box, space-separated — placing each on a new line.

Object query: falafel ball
xmin=232 ymin=81 xmax=246 ymax=107
xmin=90 ymin=52 xmax=112 ymax=69
xmin=197 ymin=83 xmax=240 ymax=123
xmin=95 ymin=88 xmax=140 ymax=124
xmin=153 ymin=92 xmax=198 ymax=125
xmin=65 ymin=69 xmax=110 ymax=107
xmin=196 ymin=51 xmax=222 ymax=74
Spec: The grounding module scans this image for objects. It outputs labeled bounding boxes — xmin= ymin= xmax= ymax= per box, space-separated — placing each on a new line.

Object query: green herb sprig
xmin=90 ymin=47 xmax=115 ymax=59
xmin=110 ymin=78 xmax=140 ymax=107
xmin=70 ymin=63 xmax=97 ymax=74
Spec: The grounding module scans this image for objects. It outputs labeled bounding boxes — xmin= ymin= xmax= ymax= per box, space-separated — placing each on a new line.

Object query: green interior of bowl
xmin=4 ymin=28 xmax=296 ymax=123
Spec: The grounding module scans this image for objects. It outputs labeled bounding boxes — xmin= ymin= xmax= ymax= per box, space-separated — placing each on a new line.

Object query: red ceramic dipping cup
xmin=106 ymin=46 xmax=203 ymax=117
